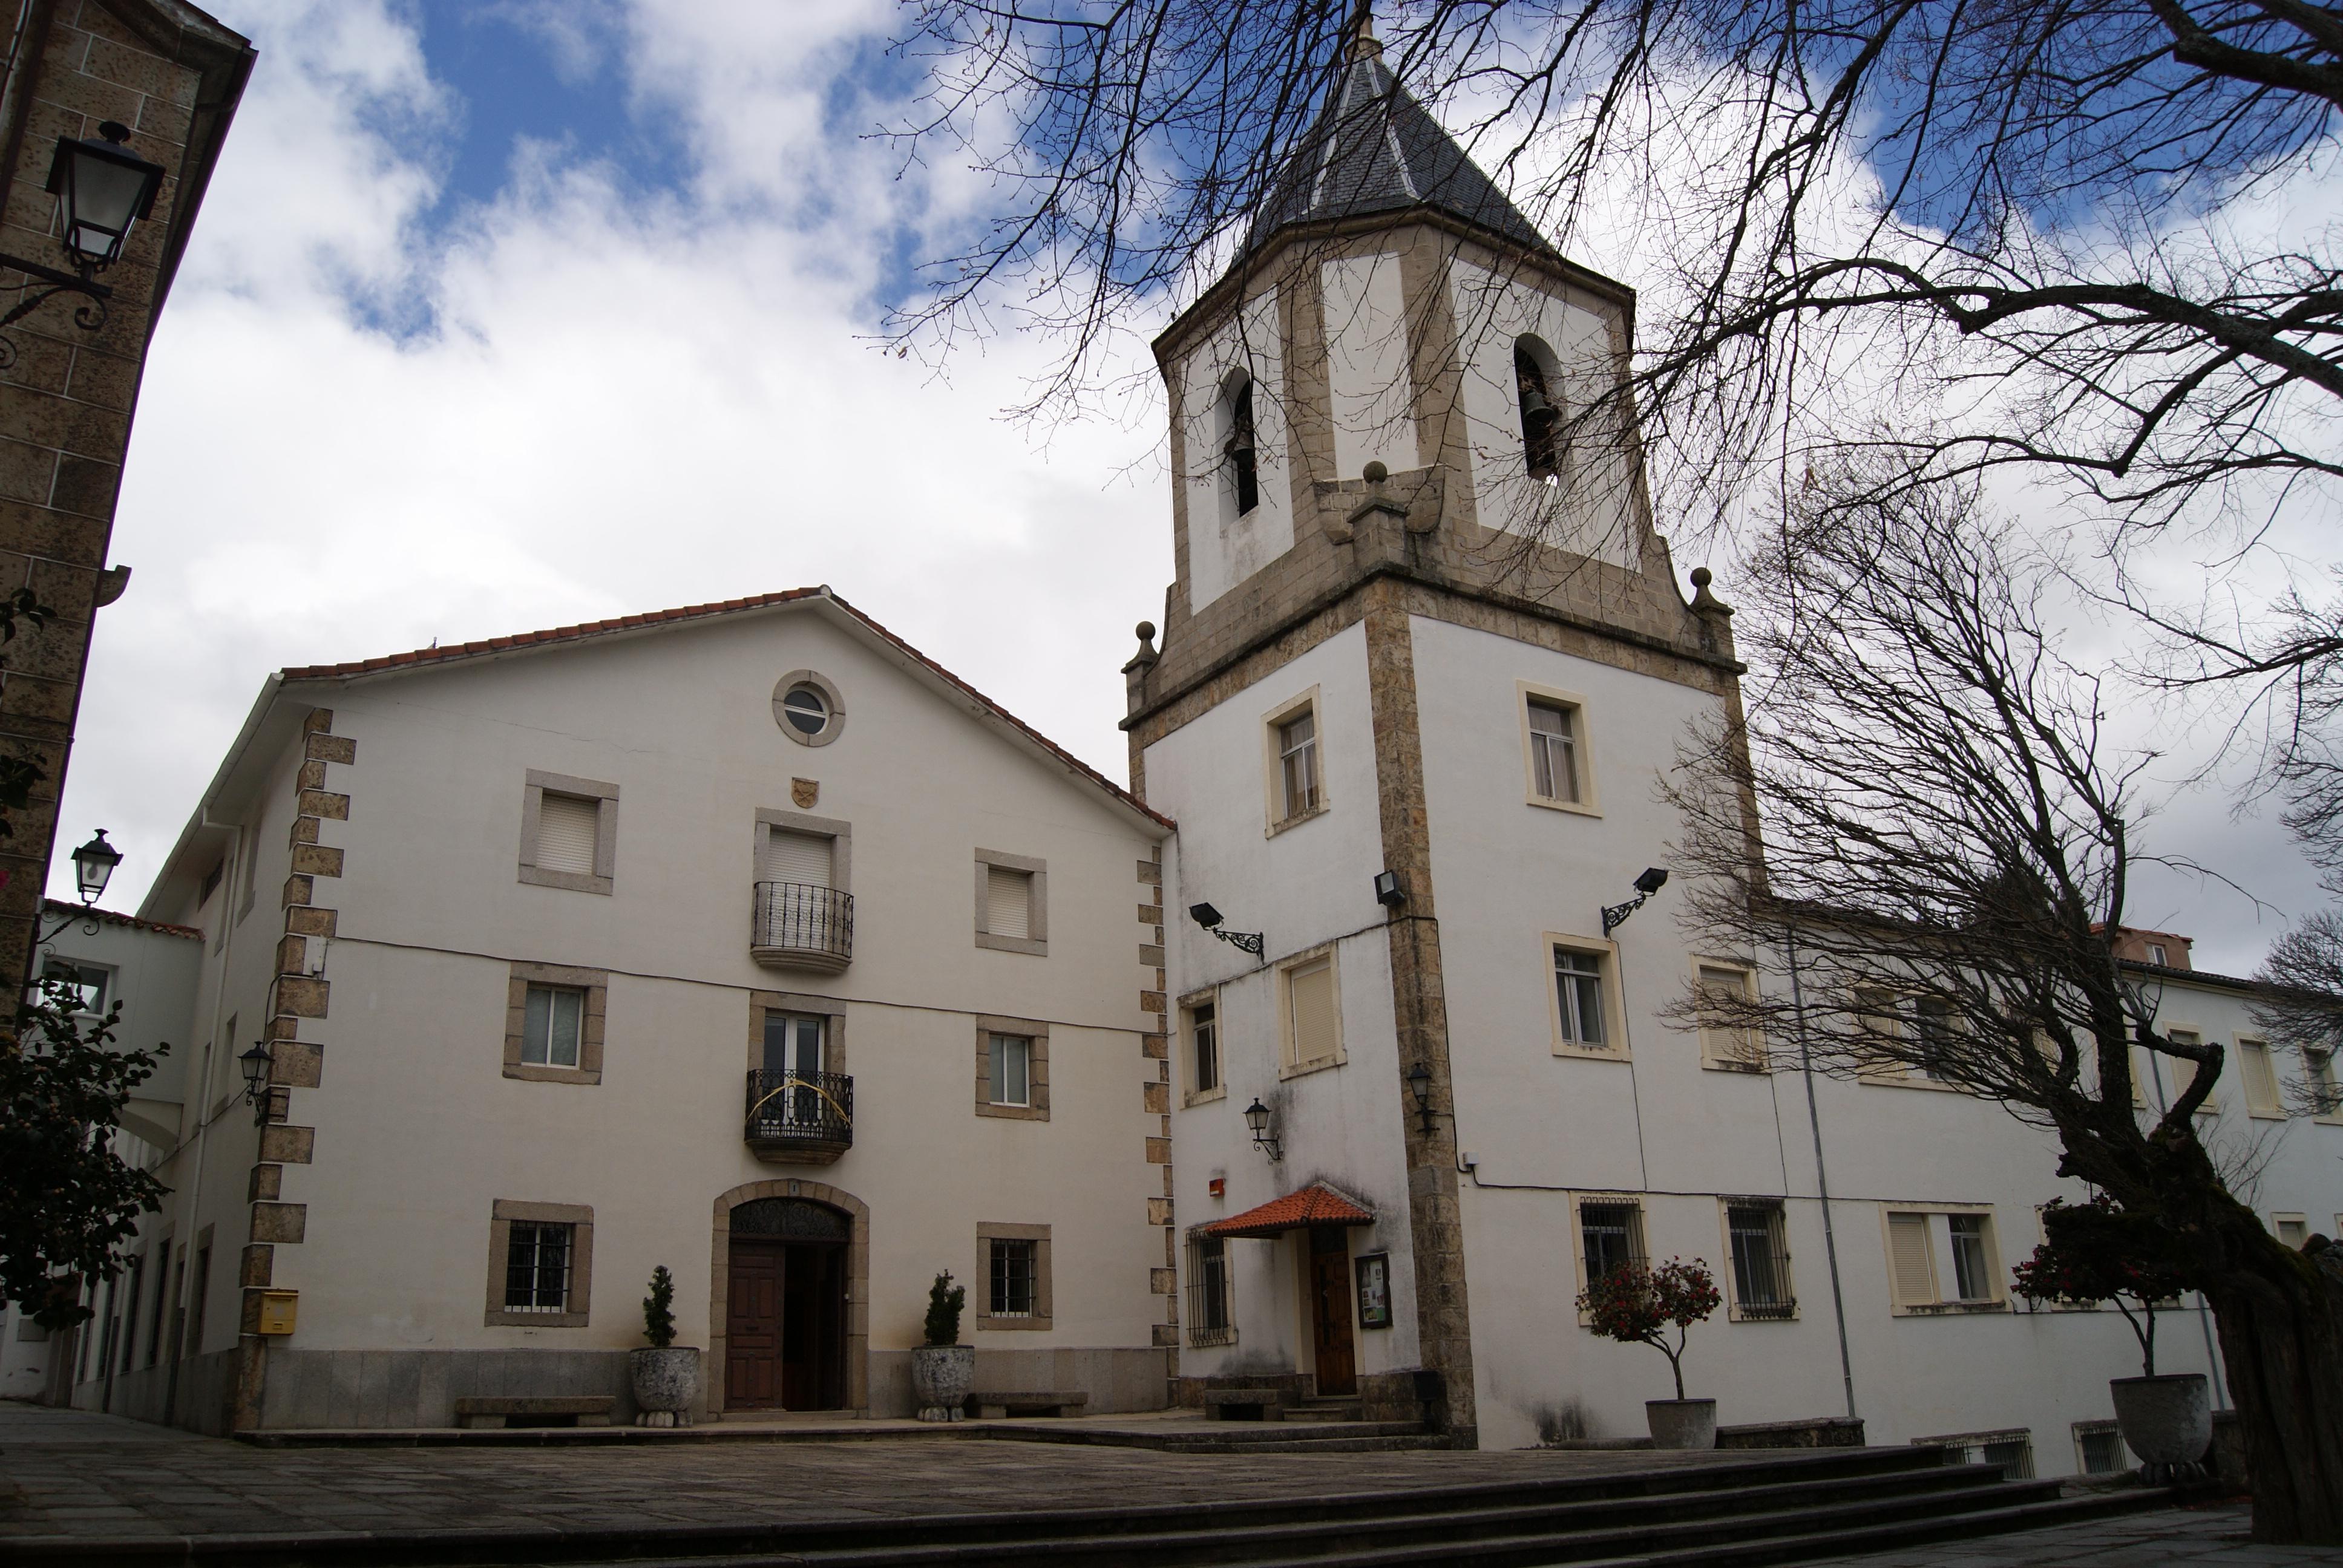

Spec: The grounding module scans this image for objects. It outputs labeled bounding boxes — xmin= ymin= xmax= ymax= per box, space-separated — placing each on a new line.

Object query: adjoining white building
xmin=1124 ymin=30 xmax=2343 ymax=1469
xmin=1 ymin=902 xmax=200 ymax=1408
xmin=57 ymin=589 xmax=1173 ymax=1432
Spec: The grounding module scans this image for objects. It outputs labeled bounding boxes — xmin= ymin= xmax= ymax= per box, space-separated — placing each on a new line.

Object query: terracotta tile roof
xmin=41 ymin=899 xmax=202 ymax=940
xmin=1201 ymin=1183 xmax=1375 ymax=1239
xmin=276 ymin=587 xmax=1172 ymax=831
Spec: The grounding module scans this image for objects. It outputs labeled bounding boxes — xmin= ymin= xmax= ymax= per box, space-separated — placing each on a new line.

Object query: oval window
xmin=781 ymin=684 xmax=830 ymax=736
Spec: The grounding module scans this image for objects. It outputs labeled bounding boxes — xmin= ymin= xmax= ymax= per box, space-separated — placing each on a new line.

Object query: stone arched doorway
xmin=710 ymin=1180 xmax=868 ymax=1416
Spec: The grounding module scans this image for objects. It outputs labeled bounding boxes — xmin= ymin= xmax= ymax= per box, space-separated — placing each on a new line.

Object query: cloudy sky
xmin=54 ymin=0 xmax=2321 ymax=976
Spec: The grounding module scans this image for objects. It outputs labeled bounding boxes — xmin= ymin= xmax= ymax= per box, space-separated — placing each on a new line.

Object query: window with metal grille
xmin=989 ymin=1238 xmax=1037 ymax=1318
xmin=988 ymin=1034 xmax=1032 ymax=1107
xmin=1277 ymin=710 xmax=1319 ymax=822
xmin=504 ymin=1222 xmax=572 ymax=1313
xmin=1188 ymin=1002 xmax=1219 ymax=1096
xmin=1527 ymin=700 xmax=1579 ymax=802
xmin=1554 ymin=947 xmax=1607 ymax=1048
xmin=1580 ymin=1200 xmax=1643 ymax=1287
xmin=1918 ymin=1429 xmax=2034 ymax=1479
xmin=1727 ymin=1202 xmax=1794 ymax=1317
xmin=1187 ymin=1233 xmax=1233 ymax=1346
xmin=1948 ymin=1214 xmax=1996 ymax=1301
xmin=521 ymin=985 xmax=585 ymax=1068
xmin=2074 ymin=1422 xmax=2129 ymax=1474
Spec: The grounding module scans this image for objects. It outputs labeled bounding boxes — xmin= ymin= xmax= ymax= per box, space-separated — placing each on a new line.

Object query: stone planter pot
xmin=630 ymin=1346 xmax=700 ymax=1428
xmin=2111 ymin=1373 xmax=2211 ymax=1483
xmin=1647 ymin=1398 xmax=1718 ymax=1450
xmin=911 ymin=1344 xmax=975 ymax=1423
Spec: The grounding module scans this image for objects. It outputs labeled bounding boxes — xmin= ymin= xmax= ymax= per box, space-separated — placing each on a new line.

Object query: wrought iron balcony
xmin=752 ymin=881 xmax=853 ymax=972
xmin=744 ymin=1068 xmax=853 ymax=1164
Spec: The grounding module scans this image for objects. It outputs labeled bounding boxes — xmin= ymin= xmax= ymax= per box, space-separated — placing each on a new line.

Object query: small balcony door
xmin=762 ymin=1012 xmax=826 ymax=1125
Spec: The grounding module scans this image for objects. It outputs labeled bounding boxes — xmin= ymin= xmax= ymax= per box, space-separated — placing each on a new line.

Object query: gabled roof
xmin=1202 ymin=1183 xmax=1375 ymax=1238
xmin=278 ymin=587 xmax=1172 ymax=834
xmin=1244 ymin=36 xmax=1552 ymax=259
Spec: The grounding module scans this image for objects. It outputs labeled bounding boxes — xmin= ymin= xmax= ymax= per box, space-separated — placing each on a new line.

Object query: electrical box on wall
xmin=255 ymin=1289 xmax=298 ymax=1336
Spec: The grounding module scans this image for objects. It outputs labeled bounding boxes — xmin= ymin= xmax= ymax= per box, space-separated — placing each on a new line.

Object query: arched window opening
xmin=1515 ymin=341 xmax=1560 ymax=483
xmin=1224 ymin=376 xmax=1259 ymax=516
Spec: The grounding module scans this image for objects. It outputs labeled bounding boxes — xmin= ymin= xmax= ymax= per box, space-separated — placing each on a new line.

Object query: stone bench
xmin=966 ymin=1390 xmax=1089 ymax=1419
xmin=1202 ymin=1388 xmax=1287 ymax=1422
xmin=453 ymin=1396 xmax=614 ymax=1429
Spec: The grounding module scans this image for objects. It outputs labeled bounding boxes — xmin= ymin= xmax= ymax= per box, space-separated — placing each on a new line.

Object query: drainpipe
xmin=1786 ymin=923 xmax=1858 ymax=1420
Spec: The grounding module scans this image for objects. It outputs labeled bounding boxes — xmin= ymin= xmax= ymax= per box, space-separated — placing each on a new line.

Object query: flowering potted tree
xmin=2013 ymin=1196 xmax=2204 ymax=1480
xmin=631 ymin=1265 xmax=698 ymax=1426
xmin=910 ymin=1270 xmax=973 ymax=1422
xmin=1578 ymin=1256 xmax=1723 ymax=1448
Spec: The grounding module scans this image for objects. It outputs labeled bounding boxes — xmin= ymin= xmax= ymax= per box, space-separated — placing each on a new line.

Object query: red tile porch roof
xmin=1201 ymin=1183 xmax=1375 ymax=1239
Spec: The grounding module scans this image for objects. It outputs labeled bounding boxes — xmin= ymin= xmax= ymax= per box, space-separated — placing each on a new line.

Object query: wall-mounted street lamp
xmin=1242 ymin=1097 xmax=1283 ymax=1163
xmin=1406 ymin=1060 xmax=1436 ymax=1137
xmin=1372 ymin=869 xmax=1406 ymax=909
xmin=238 ymin=1040 xmax=277 ymax=1124
xmin=1601 ymin=866 xmax=1670 ymax=936
xmin=1190 ymin=901 xmax=1265 ymax=959
xmin=0 ymin=122 xmax=166 ymax=364
xmin=37 ymin=829 xmax=122 ymax=944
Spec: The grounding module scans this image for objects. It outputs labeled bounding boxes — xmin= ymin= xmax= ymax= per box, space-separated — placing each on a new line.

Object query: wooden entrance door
xmin=1308 ymin=1227 xmax=1357 ymax=1397
xmin=726 ymin=1238 xmax=785 ymax=1408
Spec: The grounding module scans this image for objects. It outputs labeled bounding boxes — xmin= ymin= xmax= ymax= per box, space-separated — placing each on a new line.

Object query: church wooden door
xmin=725 ymin=1238 xmax=785 ymax=1408
xmin=1308 ymin=1228 xmax=1357 ymax=1397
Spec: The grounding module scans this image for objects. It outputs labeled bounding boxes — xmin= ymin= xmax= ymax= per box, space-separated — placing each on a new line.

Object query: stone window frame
xmin=973 ymin=848 xmax=1049 ymax=956
xmin=484 ymin=1199 xmax=593 ymax=1328
xmin=974 ymin=1221 xmax=1053 ymax=1331
xmin=1276 ymin=942 xmax=1346 ymax=1079
xmin=1690 ymin=956 xmax=1768 ymax=1073
xmin=974 ymin=1015 xmax=1050 ymax=1120
xmin=1545 ymin=931 xmax=1627 ymax=1062
xmin=1516 ymin=679 xmax=1602 ymax=817
xmin=502 ymin=962 xmax=608 ymax=1085
xmin=1260 ymin=685 xmax=1328 ymax=837
xmin=772 ymin=668 xmax=847 ymax=748
xmin=748 ymin=990 xmax=849 ymax=1074
xmin=754 ymin=808 xmax=854 ymax=891
xmin=518 ymin=769 xmax=620 ymax=895
xmin=1181 ymin=986 xmax=1225 ymax=1107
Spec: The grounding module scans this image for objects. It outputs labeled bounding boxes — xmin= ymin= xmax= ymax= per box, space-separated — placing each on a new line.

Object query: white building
xmin=1126 ymin=31 xmax=2343 ymax=1469
xmin=64 ymin=589 xmax=1173 ymax=1432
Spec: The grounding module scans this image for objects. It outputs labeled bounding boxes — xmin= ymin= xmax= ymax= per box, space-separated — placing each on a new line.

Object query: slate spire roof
xmin=1244 ymin=27 xmax=1552 ymax=257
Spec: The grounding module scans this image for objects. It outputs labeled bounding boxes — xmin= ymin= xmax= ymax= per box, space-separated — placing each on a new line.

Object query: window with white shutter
xmin=1887 ymin=1212 xmax=1938 ymax=1307
xmin=986 ymin=866 xmax=1032 ymax=939
xmin=1283 ymin=953 xmax=1340 ymax=1070
xmin=764 ymin=828 xmax=834 ymax=888
xmin=534 ymin=794 xmax=600 ymax=875
xmin=2238 ymin=1039 xmax=2283 ymax=1117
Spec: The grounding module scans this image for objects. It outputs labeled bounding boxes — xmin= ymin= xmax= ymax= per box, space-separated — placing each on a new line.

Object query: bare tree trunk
xmin=2207 ymin=1229 xmax=2343 ymax=1544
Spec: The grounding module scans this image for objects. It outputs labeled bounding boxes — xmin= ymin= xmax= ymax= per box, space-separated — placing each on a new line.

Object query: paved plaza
xmin=2 ymin=1400 xmax=2337 ymax=1564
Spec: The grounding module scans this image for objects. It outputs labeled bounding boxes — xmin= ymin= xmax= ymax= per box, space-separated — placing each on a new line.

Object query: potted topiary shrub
xmin=2013 ymin=1195 xmax=2204 ymax=1481
xmin=910 ymin=1270 xmax=974 ymax=1422
xmin=1577 ymin=1256 xmax=1723 ymax=1448
xmin=630 ymin=1265 xmax=700 ymax=1427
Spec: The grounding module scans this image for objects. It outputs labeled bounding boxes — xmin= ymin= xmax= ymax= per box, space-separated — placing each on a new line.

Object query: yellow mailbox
xmin=255 ymin=1289 xmax=298 ymax=1336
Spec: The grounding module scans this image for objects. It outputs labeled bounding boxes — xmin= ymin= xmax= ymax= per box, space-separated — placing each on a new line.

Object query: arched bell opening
xmin=1514 ymin=337 xmax=1562 ymax=484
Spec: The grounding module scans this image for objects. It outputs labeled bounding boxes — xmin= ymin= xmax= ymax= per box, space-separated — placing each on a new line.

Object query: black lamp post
xmin=0 ymin=121 xmax=165 ymax=362
xmin=1242 ymin=1096 xmax=1283 ymax=1163
xmin=1406 ymin=1060 xmax=1435 ymax=1136
xmin=238 ymin=1040 xmax=276 ymax=1123
xmin=38 ymin=829 xmax=122 ymax=944
xmin=1601 ymin=866 xmax=1670 ymax=936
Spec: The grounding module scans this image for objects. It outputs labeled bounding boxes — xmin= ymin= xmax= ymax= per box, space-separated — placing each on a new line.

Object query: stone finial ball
xmin=1363 ymin=460 xmax=1388 ymax=485
xmin=1136 ymin=621 xmax=1156 ymax=641
xmin=1690 ymin=567 xmax=1712 ymax=587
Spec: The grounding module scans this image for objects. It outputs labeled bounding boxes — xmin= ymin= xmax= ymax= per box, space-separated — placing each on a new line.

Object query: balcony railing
xmin=752 ymin=881 xmax=853 ymax=972
xmin=744 ymin=1068 xmax=854 ymax=1164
